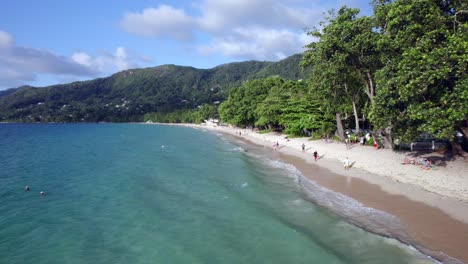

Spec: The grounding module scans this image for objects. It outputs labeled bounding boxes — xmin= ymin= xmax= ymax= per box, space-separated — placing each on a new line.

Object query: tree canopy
xmin=370 ymin=0 xmax=467 ymax=145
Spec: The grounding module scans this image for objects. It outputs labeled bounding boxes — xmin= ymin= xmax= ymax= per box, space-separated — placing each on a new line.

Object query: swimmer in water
xmin=40 ymin=191 xmax=46 ymax=196
xmin=25 ymin=186 xmax=30 ymax=191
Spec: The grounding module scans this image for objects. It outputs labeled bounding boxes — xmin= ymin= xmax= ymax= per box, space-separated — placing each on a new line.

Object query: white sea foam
xmin=228 ymin=147 xmax=245 ymax=153
xmin=246 ymin=153 xmax=437 ymax=261
xmin=301 ymin=176 xmax=408 ymax=234
xmin=253 ymin=154 xmax=406 ymax=234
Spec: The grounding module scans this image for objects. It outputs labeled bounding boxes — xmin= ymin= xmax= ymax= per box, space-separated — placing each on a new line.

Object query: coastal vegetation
xmin=0 ymin=0 xmax=466 ymax=151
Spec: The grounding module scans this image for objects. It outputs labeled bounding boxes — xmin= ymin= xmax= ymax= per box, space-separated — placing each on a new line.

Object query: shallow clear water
xmin=0 ymin=124 xmax=432 ymax=264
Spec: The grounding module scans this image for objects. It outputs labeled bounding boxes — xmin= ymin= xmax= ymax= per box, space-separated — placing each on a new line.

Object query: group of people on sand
xmin=24 ymin=185 xmax=46 ymax=196
xmin=273 ymin=141 xmax=280 ymax=150
xmin=402 ymin=156 xmax=434 ymax=170
xmin=346 ymin=132 xmax=386 ymax=150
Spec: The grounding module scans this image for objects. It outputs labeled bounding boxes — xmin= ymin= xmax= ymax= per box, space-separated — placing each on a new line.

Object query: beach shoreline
xmin=165 ymin=123 xmax=468 ymax=264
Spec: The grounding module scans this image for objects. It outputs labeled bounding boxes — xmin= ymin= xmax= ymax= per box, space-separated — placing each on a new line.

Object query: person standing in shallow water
xmin=313 ymin=151 xmax=318 ymax=161
xmin=302 ymin=143 xmax=305 ymax=152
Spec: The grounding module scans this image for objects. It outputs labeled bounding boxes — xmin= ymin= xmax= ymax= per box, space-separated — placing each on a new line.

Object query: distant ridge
xmin=0 ymin=54 xmax=306 ymax=122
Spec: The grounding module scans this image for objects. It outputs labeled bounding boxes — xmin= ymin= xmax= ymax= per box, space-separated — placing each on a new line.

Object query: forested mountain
xmin=0 ymin=54 xmax=305 ymax=122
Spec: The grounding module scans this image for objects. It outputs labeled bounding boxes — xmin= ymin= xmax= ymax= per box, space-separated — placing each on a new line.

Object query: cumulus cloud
xmin=120 ymin=0 xmax=326 ymax=61
xmin=0 ymin=31 xmax=14 ymax=49
xmin=72 ymin=47 xmax=141 ymax=73
xmin=199 ymin=27 xmax=312 ymax=60
xmin=0 ymin=67 xmax=35 ymax=88
xmin=0 ymin=30 xmax=151 ymax=89
xmin=0 ymin=31 xmax=101 ymax=89
xmin=121 ymin=5 xmax=194 ymax=40
xmin=196 ymin=0 xmax=322 ymax=32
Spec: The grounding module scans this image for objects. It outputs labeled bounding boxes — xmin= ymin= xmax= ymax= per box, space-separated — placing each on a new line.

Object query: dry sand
xmin=193 ymin=124 xmax=468 ymax=264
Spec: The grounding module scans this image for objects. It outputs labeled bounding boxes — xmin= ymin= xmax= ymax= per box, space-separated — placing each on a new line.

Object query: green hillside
xmin=0 ymin=54 xmax=305 ymax=122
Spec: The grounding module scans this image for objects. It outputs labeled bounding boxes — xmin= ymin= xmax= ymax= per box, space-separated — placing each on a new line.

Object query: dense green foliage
xmin=370 ymin=0 xmax=468 ymax=144
xmin=219 ymin=77 xmax=335 ymax=136
xmin=143 ymin=104 xmax=219 ymax=124
xmin=0 ymin=55 xmax=305 ymax=122
xmin=300 ymin=1 xmax=467 ymax=149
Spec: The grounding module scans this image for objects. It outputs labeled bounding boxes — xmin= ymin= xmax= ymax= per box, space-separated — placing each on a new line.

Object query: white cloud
xmin=72 ymin=47 xmax=143 ymax=73
xmin=120 ymin=0 xmax=328 ymax=61
xmin=0 ymin=67 xmax=35 ymax=88
xmin=0 ymin=30 xmax=14 ymax=49
xmin=121 ymin=5 xmax=194 ymax=40
xmin=199 ymin=27 xmax=313 ymax=60
xmin=196 ymin=0 xmax=323 ymax=32
xmin=0 ymin=31 xmax=150 ymax=89
xmin=71 ymin=52 xmax=93 ymax=67
xmin=0 ymin=31 xmax=98 ymax=89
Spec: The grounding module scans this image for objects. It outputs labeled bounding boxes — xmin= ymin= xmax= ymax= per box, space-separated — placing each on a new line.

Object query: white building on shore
xmin=204 ymin=118 xmax=219 ymax=127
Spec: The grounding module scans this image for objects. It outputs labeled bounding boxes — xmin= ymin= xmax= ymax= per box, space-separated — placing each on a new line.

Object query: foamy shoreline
xmin=189 ymin=124 xmax=468 ymax=216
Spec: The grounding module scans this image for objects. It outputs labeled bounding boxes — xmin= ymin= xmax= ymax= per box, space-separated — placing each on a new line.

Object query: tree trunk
xmin=450 ymin=140 xmax=465 ymax=156
xmin=384 ymin=126 xmax=393 ymax=150
xmin=352 ymin=100 xmax=360 ymax=135
xmin=366 ymin=70 xmax=374 ymax=102
xmin=451 ymin=125 xmax=468 ymax=156
xmin=335 ymin=112 xmax=345 ymax=142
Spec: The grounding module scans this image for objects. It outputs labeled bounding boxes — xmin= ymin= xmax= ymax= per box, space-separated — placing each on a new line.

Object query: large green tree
xmin=279 ymin=80 xmax=333 ymax=136
xmin=370 ymin=0 xmax=468 ymax=151
xmin=303 ymin=7 xmax=375 ymax=140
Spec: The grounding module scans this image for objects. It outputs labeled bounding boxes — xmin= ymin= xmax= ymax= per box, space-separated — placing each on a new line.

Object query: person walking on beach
xmin=302 ymin=143 xmax=305 ymax=152
xmin=313 ymin=151 xmax=318 ymax=161
xmin=344 ymin=157 xmax=350 ymax=171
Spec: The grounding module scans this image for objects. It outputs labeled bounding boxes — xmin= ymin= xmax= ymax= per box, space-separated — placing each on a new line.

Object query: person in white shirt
xmin=344 ymin=157 xmax=350 ymax=170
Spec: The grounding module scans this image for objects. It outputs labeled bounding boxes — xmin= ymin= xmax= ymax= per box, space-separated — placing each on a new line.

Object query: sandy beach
xmin=188 ymin=123 xmax=468 ymax=264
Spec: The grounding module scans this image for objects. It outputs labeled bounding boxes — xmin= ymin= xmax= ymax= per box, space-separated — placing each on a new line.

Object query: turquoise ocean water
xmin=0 ymin=124 xmax=433 ymax=264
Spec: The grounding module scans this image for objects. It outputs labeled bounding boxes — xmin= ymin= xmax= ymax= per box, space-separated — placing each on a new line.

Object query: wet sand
xmin=278 ymin=152 xmax=468 ymax=264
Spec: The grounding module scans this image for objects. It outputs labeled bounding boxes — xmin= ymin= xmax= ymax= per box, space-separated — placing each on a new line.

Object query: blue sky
xmin=0 ymin=0 xmax=373 ymax=90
